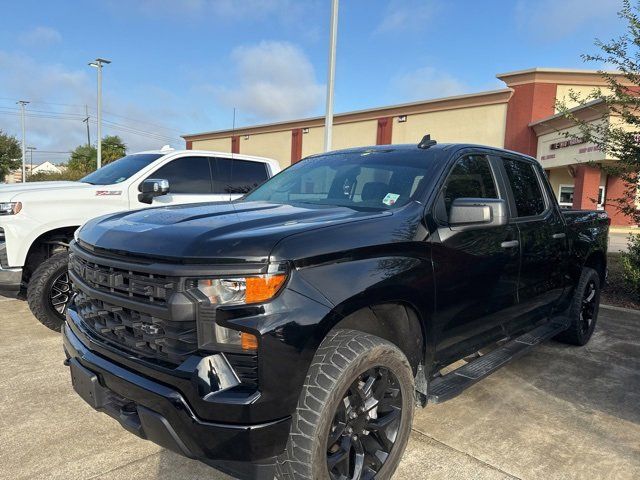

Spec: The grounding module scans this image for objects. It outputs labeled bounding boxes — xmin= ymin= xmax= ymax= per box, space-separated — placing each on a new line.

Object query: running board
xmin=428 ymin=319 xmax=570 ymax=404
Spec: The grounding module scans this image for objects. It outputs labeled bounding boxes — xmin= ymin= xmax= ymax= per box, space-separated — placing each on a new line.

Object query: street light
xmin=89 ymin=58 xmax=111 ymax=170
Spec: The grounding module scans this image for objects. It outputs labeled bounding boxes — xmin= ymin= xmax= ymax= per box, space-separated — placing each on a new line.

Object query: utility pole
xmin=82 ymin=104 xmax=91 ymax=146
xmin=89 ymin=58 xmax=111 ymax=169
xmin=26 ymin=146 xmax=36 ymax=179
xmin=17 ymin=100 xmax=29 ymax=183
xmin=323 ymin=0 xmax=339 ymax=152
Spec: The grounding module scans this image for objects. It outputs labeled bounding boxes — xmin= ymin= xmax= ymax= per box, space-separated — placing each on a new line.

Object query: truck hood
xmin=0 ymin=181 xmax=92 ymax=199
xmin=78 ymin=201 xmax=392 ymax=263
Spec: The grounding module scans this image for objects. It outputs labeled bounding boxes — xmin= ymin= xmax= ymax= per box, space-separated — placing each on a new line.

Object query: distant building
xmin=5 ymin=161 xmax=62 ymax=183
xmin=183 ymin=67 xmax=638 ymax=226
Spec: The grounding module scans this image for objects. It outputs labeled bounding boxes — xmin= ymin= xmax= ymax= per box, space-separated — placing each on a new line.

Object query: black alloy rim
xmin=50 ymin=271 xmax=71 ymax=316
xmin=327 ymin=367 xmax=403 ymax=480
xmin=580 ymin=279 xmax=597 ymax=336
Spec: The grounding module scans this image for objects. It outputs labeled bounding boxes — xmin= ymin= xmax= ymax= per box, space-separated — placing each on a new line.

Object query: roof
xmin=529 ymin=99 xmax=609 ymax=136
xmin=182 ymin=88 xmax=514 ymax=140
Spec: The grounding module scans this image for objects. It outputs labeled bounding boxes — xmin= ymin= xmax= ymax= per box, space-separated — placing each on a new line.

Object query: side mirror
xmin=449 ymin=198 xmax=507 ymax=229
xmin=138 ymin=178 xmax=170 ymax=204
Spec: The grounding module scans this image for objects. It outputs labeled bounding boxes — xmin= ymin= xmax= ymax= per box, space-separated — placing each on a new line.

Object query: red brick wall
xmin=605 ymin=174 xmax=636 ymax=226
xmin=376 ymin=117 xmax=393 ymax=145
xmin=572 ymin=165 xmax=601 ymax=209
xmin=504 ymin=82 xmax=557 ymax=156
xmin=185 ymin=140 xmax=193 ymax=150
xmin=231 ymin=135 xmax=240 ymax=154
xmin=291 ymin=128 xmax=303 ymax=163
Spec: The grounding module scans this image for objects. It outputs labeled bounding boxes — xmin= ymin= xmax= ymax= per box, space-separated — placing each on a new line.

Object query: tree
xmin=0 ymin=130 xmax=22 ymax=181
xmin=66 ymin=135 xmax=127 ymax=176
xmin=556 ymin=0 xmax=640 ymax=223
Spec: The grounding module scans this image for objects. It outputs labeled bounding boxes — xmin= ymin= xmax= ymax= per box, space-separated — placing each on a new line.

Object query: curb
xmin=600 ymin=303 xmax=640 ymax=315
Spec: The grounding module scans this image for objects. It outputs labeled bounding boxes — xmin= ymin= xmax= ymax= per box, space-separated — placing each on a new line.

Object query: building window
xmin=597 ymin=185 xmax=605 ymax=211
xmin=558 ymin=184 xmax=574 ymax=208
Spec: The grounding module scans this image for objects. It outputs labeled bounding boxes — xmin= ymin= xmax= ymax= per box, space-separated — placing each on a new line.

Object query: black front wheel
xmin=27 ymin=251 xmax=72 ymax=332
xmin=276 ymin=329 xmax=415 ymax=480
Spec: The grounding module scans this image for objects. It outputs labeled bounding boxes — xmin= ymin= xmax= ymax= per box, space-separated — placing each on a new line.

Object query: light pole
xmin=89 ymin=58 xmax=111 ymax=169
xmin=26 ymin=146 xmax=36 ymax=179
xmin=17 ymin=100 xmax=29 ymax=183
xmin=323 ymin=0 xmax=339 ymax=152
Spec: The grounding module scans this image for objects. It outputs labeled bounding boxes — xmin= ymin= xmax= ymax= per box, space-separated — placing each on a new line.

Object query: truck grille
xmin=73 ymin=289 xmax=197 ymax=365
xmin=70 ymin=254 xmax=174 ymax=305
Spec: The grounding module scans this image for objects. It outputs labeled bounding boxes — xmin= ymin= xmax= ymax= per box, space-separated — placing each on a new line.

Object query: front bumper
xmin=62 ymin=320 xmax=291 ymax=480
xmin=0 ymin=266 xmax=22 ymax=298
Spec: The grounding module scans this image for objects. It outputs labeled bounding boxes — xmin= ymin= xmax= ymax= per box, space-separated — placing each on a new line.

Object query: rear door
xmin=431 ymin=152 xmax=520 ymax=364
xmin=213 ymin=158 xmax=270 ymax=201
xmin=498 ymin=155 xmax=569 ymax=332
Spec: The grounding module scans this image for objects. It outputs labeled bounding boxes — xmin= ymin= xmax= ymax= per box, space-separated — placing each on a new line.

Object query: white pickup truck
xmin=0 ymin=146 xmax=281 ymax=330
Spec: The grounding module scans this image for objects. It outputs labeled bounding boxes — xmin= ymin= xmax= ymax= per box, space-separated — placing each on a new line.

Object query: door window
xmin=214 ymin=158 xmax=269 ymax=194
xmin=502 ymin=158 xmax=546 ymax=217
xmin=150 ymin=156 xmax=212 ymax=194
xmin=441 ymin=155 xmax=498 ymax=218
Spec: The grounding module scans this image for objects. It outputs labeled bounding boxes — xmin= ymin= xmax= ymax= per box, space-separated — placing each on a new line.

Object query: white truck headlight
xmin=0 ymin=202 xmax=22 ymax=215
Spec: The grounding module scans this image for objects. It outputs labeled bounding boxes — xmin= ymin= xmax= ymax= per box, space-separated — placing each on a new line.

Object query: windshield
xmin=243 ymin=149 xmax=434 ymax=210
xmin=80 ymin=153 xmax=163 ymax=185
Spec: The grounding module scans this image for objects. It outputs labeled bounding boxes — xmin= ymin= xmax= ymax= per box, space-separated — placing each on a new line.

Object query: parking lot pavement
xmin=609 ymin=231 xmax=630 ymax=253
xmin=1 ymin=300 xmax=639 ymax=480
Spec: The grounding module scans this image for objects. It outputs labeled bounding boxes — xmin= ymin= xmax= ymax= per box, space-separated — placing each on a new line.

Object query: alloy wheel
xmin=327 ymin=367 xmax=403 ymax=480
xmin=580 ymin=279 xmax=597 ymax=336
xmin=50 ymin=271 xmax=71 ymax=316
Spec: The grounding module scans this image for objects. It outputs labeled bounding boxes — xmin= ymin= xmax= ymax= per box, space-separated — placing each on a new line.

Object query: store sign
xmin=550 ymin=137 xmax=586 ymax=150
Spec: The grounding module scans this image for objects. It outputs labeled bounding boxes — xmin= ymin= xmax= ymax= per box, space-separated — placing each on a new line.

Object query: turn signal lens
xmin=246 ymin=274 xmax=287 ymax=304
xmin=241 ymin=332 xmax=259 ymax=350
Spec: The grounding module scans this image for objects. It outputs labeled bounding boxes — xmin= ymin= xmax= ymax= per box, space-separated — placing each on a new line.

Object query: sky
xmin=0 ymin=0 xmax=628 ymax=164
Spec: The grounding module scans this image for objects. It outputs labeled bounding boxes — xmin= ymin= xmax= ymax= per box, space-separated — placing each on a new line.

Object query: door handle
xmin=500 ymin=240 xmax=519 ymax=248
xmin=552 ymin=233 xmax=566 ymax=239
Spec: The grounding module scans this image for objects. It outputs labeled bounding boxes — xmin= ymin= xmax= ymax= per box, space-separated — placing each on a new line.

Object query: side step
xmin=427 ymin=319 xmax=569 ymax=404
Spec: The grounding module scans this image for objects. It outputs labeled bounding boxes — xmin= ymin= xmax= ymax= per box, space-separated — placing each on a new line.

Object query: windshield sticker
xmin=382 ymin=193 xmax=400 ymax=206
xmin=96 ymin=190 xmax=123 ymax=196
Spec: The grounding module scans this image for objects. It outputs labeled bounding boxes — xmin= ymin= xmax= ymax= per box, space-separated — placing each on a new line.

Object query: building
xmin=183 ymin=67 xmax=636 ymax=226
xmin=5 ymin=161 xmax=63 ymax=183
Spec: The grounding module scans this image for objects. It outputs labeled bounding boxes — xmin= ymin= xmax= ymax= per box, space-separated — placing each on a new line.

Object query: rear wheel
xmin=276 ymin=329 xmax=415 ymax=480
xmin=556 ymin=266 xmax=600 ymax=346
xmin=26 ymin=251 xmax=71 ymax=332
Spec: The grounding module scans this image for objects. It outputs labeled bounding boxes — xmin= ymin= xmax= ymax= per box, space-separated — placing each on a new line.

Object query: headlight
xmin=0 ymin=202 xmax=22 ymax=215
xmin=192 ymin=269 xmax=288 ymax=350
xmin=195 ymin=273 xmax=287 ymax=306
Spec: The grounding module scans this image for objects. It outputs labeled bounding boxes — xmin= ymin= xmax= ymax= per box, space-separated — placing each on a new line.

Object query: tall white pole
xmin=17 ymin=100 xmax=29 ymax=183
xmin=323 ymin=0 xmax=339 ymax=152
xmin=96 ymin=63 xmax=102 ymax=169
xmin=90 ymin=58 xmax=110 ymax=170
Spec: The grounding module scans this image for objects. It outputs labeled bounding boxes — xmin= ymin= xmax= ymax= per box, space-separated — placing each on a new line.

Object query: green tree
xmin=556 ymin=0 xmax=640 ymax=223
xmin=102 ymin=135 xmax=127 ymax=165
xmin=66 ymin=135 xmax=127 ymax=177
xmin=0 ymin=130 xmax=22 ymax=180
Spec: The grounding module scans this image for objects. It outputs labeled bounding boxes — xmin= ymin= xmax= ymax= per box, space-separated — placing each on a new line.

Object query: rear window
xmin=214 ymin=158 xmax=269 ymax=194
xmin=502 ymin=158 xmax=546 ymax=217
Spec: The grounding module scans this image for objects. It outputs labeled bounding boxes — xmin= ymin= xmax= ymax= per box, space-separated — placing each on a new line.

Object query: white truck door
xmin=132 ymin=156 xmax=228 ymax=208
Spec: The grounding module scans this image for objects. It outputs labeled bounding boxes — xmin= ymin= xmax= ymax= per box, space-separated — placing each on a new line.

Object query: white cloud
xmin=375 ymin=0 xmax=441 ymax=34
xmin=212 ymin=41 xmax=324 ymax=122
xmin=391 ymin=67 xmax=469 ymax=101
xmin=0 ymin=51 xmax=188 ymax=161
xmin=515 ymin=0 xmax=621 ymax=41
xmin=19 ymin=26 xmax=62 ymax=46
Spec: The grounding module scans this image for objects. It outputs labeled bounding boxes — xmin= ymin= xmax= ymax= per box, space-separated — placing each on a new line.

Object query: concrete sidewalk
xmin=0 ymin=298 xmax=638 ymax=479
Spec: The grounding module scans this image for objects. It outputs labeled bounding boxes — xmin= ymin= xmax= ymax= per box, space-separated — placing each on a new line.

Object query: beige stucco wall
xmin=192 ymin=138 xmax=231 ymax=152
xmin=331 ymin=120 xmax=378 ymax=151
xmin=391 ymin=104 xmax=508 ymax=147
xmin=301 ymin=127 xmax=324 ymax=158
xmin=555 ymin=84 xmax=612 ymax=111
xmin=239 ymin=131 xmax=291 ymax=169
xmin=547 ymin=167 xmax=575 ymax=201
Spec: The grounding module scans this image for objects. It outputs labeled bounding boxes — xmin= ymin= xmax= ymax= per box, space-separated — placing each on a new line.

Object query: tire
xmin=26 ymin=251 xmax=71 ymax=332
xmin=555 ymin=267 xmax=601 ymax=346
xmin=276 ymin=329 xmax=415 ymax=480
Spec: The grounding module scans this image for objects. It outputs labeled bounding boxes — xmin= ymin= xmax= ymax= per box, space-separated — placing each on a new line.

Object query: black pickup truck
xmin=63 ymin=139 xmax=609 ymax=480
